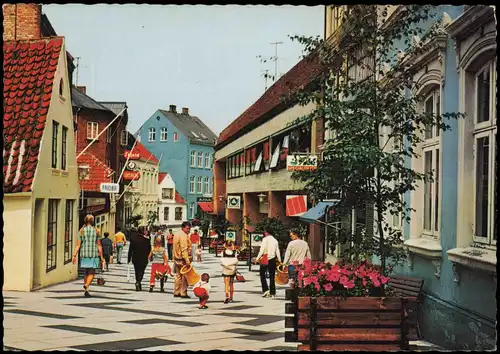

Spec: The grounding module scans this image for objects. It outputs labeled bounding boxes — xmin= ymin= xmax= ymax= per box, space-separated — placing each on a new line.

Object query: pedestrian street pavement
xmin=3 ymin=244 xmax=442 ymax=351
xmin=3 ymin=245 xmax=298 ymax=351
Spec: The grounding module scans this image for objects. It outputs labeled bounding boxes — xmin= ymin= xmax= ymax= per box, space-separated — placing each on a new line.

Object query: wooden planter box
xmin=238 ymin=251 xmax=251 ymax=262
xmin=285 ymin=290 xmax=409 ymax=351
xmin=215 ymin=244 xmax=225 ymax=256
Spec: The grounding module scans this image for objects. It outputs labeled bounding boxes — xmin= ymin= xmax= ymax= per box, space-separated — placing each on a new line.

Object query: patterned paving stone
xmin=4 ymin=309 xmax=81 ymax=320
xmin=121 ymin=318 xmax=205 ymax=327
xmin=43 ymin=324 xmax=119 ymax=335
xmin=70 ymin=337 xmax=182 ymax=350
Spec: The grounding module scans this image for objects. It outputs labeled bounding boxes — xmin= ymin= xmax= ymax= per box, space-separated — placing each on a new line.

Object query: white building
xmin=123 ymin=139 xmax=160 ymax=227
xmin=157 ymin=172 xmax=187 ymax=232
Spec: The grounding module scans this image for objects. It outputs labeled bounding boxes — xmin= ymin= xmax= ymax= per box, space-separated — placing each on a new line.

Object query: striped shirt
xmin=79 ymin=226 xmax=100 ymax=258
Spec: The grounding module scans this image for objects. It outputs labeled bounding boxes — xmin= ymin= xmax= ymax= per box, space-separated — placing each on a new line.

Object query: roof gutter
xmin=4 ymin=191 xmax=32 ymax=198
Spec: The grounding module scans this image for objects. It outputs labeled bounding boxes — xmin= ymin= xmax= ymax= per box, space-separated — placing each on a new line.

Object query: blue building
xmin=382 ymin=5 xmax=496 ymax=350
xmin=137 ymin=105 xmax=217 ymax=220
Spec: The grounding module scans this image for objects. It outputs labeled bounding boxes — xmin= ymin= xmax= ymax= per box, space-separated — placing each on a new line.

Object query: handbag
xmin=236 ymin=271 xmax=245 ymax=282
xmin=260 ymin=253 xmax=269 ymax=265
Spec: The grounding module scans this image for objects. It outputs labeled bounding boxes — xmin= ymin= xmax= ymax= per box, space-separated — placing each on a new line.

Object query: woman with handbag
xmin=254 ymin=227 xmax=281 ymax=299
xmin=72 ymin=214 xmax=105 ymax=297
xmin=220 ymin=240 xmax=238 ymax=303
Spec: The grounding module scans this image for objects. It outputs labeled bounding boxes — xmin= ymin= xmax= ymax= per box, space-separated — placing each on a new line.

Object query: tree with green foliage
xmin=288 ymin=5 xmax=463 ymax=274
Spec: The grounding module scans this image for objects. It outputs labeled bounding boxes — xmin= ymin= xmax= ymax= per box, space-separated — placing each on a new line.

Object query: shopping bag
xmin=236 ymin=271 xmax=245 ymax=283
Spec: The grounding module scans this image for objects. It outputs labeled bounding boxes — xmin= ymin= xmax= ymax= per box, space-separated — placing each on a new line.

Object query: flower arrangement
xmin=293 ymin=258 xmax=390 ymax=298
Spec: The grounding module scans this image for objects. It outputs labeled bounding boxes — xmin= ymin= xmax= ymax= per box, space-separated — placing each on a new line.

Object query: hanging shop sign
xmin=225 ymin=230 xmax=236 ymax=242
xmin=286 ymin=154 xmax=318 ymax=171
xmin=123 ymin=171 xmax=141 ymax=181
xmin=126 ymin=161 xmax=138 ymax=170
xmin=251 ymin=233 xmax=264 ymax=247
xmin=197 ymin=197 xmax=213 ymax=203
xmin=227 ymin=195 xmax=241 ymax=209
xmin=124 ymin=150 xmax=141 ymax=160
xmin=100 ymin=183 xmax=120 ymax=194
xmin=286 ymin=195 xmax=308 ymax=217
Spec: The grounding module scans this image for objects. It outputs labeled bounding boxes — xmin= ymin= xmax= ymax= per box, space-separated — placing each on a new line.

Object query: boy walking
xmin=101 ymin=232 xmax=113 ymax=271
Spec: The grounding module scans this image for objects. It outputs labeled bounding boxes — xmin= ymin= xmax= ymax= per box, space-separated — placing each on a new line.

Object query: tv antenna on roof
xmin=75 ymin=56 xmax=81 ymax=86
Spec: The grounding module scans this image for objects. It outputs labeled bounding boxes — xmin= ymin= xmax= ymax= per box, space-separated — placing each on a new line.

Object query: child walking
xmin=196 ymin=246 xmax=202 ymax=263
xmin=220 ymin=241 xmax=238 ymax=304
xmin=101 ymin=232 xmax=113 ymax=271
xmin=148 ymin=236 xmax=172 ymax=293
xmin=193 ymin=273 xmax=211 ymax=309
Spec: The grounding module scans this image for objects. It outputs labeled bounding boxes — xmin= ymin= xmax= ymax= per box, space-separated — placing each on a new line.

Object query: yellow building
xmin=3 ymin=7 xmax=79 ymax=291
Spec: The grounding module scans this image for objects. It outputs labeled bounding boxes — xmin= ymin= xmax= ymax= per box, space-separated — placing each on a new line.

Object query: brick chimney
xmin=169 ymin=105 xmax=177 ymax=113
xmin=182 ymin=107 xmax=189 ymax=115
xmin=75 ymin=85 xmax=86 ymax=95
xmin=3 ymin=4 xmax=42 ymax=41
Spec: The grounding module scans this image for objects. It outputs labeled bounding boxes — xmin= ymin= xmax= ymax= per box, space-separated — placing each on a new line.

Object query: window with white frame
xmin=204 ymin=152 xmax=210 ymax=168
xmin=175 ymin=207 xmax=182 ymax=221
xmin=87 ymin=122 xmax=98 ymax=140
xmin=164 ymin=207 xmax=169 ymax=221
xmin=473 ymin=61 xmax=496 ymax=246
xmin=197 ymin=152 xmax=203 ymax=167
xmin=148 ymin=128 xmax=156 ymax=142
xmin=209 ymin=177 xmax=213 ymax=195
xmin=189 ymin=203 xmax=195 ymax=219
xmin=196 ymin=176 xmax=202 ymax=194
xmin=120 ymin=130 xmax=128 ymax=146
xmin=189 ymin=176 xmax=195 ymax=193
xmin=203 ymin=176 xmax=209 ymax=194
xmin=190 ymin=151 xmax=196 ymax=167
xmin=421 ymin=88 xmax=441 ymax=239
xmin=162 ymin=188 xmax=173 ymax=199
xmin=160 ymin=127 xmax=168 ymax=141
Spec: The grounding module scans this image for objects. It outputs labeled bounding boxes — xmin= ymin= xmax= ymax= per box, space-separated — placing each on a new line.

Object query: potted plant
xmin=285 ymin=258 xmax=409 ymax=351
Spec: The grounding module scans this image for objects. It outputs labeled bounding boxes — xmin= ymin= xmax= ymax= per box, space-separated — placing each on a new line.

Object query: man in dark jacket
xmin=101 ymin=232 xmax=114 ymax=271
xmin=128 ymin=226 xmax=151 ymax=291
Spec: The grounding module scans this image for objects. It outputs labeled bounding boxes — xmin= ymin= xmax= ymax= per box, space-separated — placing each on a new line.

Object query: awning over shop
xmin=198 ymin=202 xmax=213 ymax=213
xmin=299 ymin=201 xmax=336 ymax=224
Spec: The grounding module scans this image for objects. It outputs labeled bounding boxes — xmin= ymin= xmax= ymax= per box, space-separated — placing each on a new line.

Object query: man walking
xmin=166 ymin=229 xmax=174 ymax=259
xmin=283 ymin=229 xmax=311 ymax=288
xmin=101 ymin=232 xmax=114 ymax=271
xmin=173 ymin=221 xmax=192 ymax=298
xmin=255 ymin=226 xmax=281 ymax=299
xmin=113 ymin=227 xmax=126 ymax=264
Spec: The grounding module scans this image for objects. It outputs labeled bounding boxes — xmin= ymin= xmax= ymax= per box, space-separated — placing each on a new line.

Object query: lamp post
xmin=78 ymin=165 xmax=90 ymax=211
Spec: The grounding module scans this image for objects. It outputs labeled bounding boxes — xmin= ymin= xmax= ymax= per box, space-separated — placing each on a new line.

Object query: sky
xmin=43 ymin=5 xmax=324 ymax=135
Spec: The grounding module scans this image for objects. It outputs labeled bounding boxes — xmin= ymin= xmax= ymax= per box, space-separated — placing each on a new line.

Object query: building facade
xmin=3 ymin=31 xmax=79 ymax=290
xmin=213 ymin=55 xmax=326 ymax=257
xmin=324 ymin=5 xmax=497 ymax=350
xmin=137 ymin=105 xmax=217 ymax=220
xmin=122 ymin=137 xmax=160 ymax=227
xmin=156 ymin=172 xmax=187 ymax=232
xmin=72 ymin=87 xmax=128 ymax=238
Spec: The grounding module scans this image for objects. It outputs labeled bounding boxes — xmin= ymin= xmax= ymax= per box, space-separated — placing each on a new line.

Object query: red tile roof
xmin=134 ymin=140 xmax=159 ymax=163
xmin=158 ymin=172 xmax=168 ymax=184
xmin=175 ymin=191 xmax=186 ymax=204
xmin=3 ymin=37 xmax=64 ymax=193
xmin=216 ymin=54 xmax=324 ymax=148
xmin=77 ymin=152 xmax=114 ymax=192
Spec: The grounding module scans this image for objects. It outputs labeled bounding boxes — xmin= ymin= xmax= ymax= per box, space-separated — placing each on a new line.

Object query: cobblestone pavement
xmin=3 ymin=246 xmax=297 ymax=351
xmin=3 ymin=245 xmax=442 ymax=351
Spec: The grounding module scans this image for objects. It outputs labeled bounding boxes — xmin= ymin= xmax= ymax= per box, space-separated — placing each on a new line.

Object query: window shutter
xmin=246 ymin=150 xmax=251 ymax=164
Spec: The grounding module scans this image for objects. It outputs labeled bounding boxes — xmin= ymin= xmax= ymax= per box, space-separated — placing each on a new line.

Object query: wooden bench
xmin=386 ymin=275 xmax=424 ymax=340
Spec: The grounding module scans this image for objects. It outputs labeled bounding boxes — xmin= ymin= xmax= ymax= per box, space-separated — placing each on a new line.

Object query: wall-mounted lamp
xmin=218 ymin=195 xmax=226 ymax=203
xmin=257 ymin=193 xmax=267 ymax=204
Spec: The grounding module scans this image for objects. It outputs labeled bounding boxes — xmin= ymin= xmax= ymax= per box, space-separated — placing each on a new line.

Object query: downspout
xmin=324 ymin=5 xmax=327 ymax=40
xmin=14 ymin=4 xmax=18 ymax=40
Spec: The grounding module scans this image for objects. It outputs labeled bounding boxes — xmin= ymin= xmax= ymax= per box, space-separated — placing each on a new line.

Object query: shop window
xmin=47 ymin=200 xmax=58 ymax=272
xmin=64 ymin=200 xmax=74 ymax=264
xmin=227 ymin=151 xmax=245 ymax=179
xmin=271 ymin=124 xmax=312 ymax=170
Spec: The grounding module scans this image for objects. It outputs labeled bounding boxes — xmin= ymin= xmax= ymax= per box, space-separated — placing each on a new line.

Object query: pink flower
xmin=380 ymin=276 xmax=389 ymax=285
xmin=323 ymin=283 xmax=333 ymax=292
xmin=373 ymin=280 xmax=381 ymax=287
xmin=362 ymin=278 xmax=367 ymax=286
xmin=343 ymin=280 xmax=355 ymax=289
xmin=326 ymin=270 xmax=340 ymax=282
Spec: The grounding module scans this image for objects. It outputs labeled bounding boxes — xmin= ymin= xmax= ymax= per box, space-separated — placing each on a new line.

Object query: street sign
xmin=123 ymin=171 xmax=141 ymax=181
xmin=225 ymin=230 xmax=236 ymax=242
xmin=286 ymin=154 xmax=318 ymax=171
xmin=252 ymin=233 xmax=263 ymax=247
xmin=124 ymin=150 xmax=141 ymax=160
xmin=100 ymin=183 xmax=120 ymax=194
xmin=227 ymin=195 xmax=241 ymax=209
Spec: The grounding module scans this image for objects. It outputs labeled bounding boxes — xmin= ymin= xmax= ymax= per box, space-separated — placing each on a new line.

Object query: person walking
xmin=148 ymin=236 xmax=171 ymax=293
xmin=220 ymin=240 xmax=238 ymax=303
xmin=173 ymin=221 xmax=192 ymax=298
xmin=166 ymin=229 xmax=174 ymax=260
xmin=190 ymin=229 xmax=201 ymax=263
xmin=114 ymin=227 xmax=126 ymax=264
xmin=128 ymin=226 xmax=151 ymax=291
xmin=101 ymin=232 xmax=114 ymax=271
xmin=283 ymin=229 xmax=311 ymax=288
xmin=255 ymin=226 xmax=281 ymax=299
xmin=72 ymin=215 xmax=105 ymax=297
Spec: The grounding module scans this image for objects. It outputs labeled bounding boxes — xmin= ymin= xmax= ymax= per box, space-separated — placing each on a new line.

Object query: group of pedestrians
xmin=72 ymin=213 xmax=311 ymax=304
